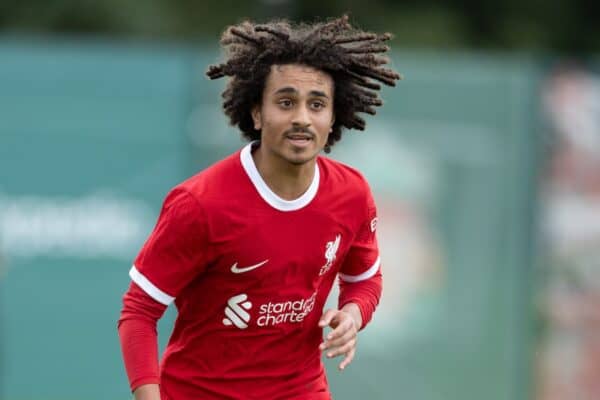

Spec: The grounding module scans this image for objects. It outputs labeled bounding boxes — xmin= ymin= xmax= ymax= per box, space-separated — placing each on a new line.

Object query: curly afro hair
xmin=206 ymin=15 xmax=401 ymax=152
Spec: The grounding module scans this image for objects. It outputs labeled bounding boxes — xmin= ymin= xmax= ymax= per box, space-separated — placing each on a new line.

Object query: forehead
xmin=264 ymin=64 xmax=333 ymax=95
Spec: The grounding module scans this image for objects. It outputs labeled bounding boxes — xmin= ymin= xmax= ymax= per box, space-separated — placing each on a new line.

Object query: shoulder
xmin=316 ymin=156 xmax=377 ymax=234
xmin=157 ymin=150 xmax=246 ymax=234
xmin=175 ymin=149 xmax=245 ymax=202
xmin=317 ymin=155 xmax=372 ymax=196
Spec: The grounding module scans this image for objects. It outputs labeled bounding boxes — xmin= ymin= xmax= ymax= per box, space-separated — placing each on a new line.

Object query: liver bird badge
xmin=319 ymin=234 xmax=341 ymax=276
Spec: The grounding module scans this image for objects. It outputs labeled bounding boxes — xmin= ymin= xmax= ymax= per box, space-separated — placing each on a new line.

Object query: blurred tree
xmin=0 ymin=0 xmax=597 ymax=52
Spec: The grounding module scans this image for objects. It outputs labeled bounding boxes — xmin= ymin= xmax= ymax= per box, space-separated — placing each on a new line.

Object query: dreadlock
xmin=207 ymin=15 xmax=401 ymax=153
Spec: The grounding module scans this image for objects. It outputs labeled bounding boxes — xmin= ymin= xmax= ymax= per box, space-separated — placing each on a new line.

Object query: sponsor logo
xmin=222 ymin=294 xmax=253 ymax=329
xmin=257 ymin=292 xmax=316 ymax=327
xmin=222 ymin=292 xmax=317 ymax=329
xmin=319 ymin=234 xmax=341 ymax=275
xmin=370 ymin=217 xmax=378 ymax=232
xmin=230 ymin=259 xmax=269 ymax=274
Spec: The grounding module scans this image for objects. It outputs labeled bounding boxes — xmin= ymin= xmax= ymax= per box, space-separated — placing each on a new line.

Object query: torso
xmin=159 ymin=144 xmax=370 ymax=399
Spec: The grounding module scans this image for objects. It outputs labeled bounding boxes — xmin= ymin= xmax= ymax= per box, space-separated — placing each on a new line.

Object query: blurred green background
xmin=1 ymin=1 xmax=599 ymax=400
xmin=1 ymin=0 xmax=599 ymax=52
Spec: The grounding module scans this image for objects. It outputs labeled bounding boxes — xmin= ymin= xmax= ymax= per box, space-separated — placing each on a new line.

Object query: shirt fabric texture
xmin=118 ymin=142 xmax=382 ymax=400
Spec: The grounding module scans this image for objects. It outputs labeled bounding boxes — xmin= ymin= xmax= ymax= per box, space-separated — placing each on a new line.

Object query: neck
xmin=252 ymin=146 xmax=316 ymax=201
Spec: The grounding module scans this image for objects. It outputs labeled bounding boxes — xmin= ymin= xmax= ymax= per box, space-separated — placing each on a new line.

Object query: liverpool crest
xmin=319 ymin=234 xmax=341 ymax=276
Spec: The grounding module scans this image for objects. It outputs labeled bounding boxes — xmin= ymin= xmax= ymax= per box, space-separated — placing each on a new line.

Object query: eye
xmin=311 ymin=101 xmax=326 ymax=110
xmin=278 ymin=99 xmax=293 ymax=108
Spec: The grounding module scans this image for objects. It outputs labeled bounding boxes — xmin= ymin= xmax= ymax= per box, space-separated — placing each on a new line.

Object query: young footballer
xmin=118 ymin=15 xmax=400 ymax=400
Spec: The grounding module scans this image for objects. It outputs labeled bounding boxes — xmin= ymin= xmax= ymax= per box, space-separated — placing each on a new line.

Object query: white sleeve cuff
xmin=129 ymin=265 xmax=175 ymax=305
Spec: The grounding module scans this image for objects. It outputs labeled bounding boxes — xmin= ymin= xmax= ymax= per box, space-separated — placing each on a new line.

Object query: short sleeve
xmin=129 ymin=188 xmax=209 ymax=305
xmin=339 ymin=185 xmax=380 ymax=283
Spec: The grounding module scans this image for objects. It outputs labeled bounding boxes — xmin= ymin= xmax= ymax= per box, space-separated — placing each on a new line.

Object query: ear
xmin=251 ymin=105 xmax=262 ymax=130
xmin=329 ymin=115 xmax=335 ymax=133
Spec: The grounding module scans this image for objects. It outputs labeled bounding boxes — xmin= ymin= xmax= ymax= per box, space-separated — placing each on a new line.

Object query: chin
xmin=287 ymin=157 xmax=312 ymax=166
xmin=283 ymin=149 xmax=319 ymax=165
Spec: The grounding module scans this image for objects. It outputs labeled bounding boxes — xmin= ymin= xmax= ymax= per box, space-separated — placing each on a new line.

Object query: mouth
xmin=285 ymin=133 xmax=314 ymax=146
xmin=287 ymin=134 xmax=312 ymax=141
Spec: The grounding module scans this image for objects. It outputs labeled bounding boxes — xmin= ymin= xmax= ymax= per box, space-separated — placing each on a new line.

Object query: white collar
xmin=240 ymin=142 xmax=320 ymax=211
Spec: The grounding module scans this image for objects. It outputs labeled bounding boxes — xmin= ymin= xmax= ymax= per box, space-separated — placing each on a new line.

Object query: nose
xmin=291 ymin=104 xmax=311 ymax=128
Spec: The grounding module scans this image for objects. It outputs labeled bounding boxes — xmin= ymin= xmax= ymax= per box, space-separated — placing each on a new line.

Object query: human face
xmin=251 ymin=64 xmax=335 ymax=167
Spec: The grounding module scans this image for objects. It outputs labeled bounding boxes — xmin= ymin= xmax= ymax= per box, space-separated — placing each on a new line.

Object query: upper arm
xmin=130 ymin=187 xmax=211 ymax=306
xmin=339 ymin=182 xmax=380 ymax=283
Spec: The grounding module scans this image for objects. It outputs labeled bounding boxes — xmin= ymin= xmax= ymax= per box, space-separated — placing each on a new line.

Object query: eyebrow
xmin=273 ymin=87 xmax=330 ymax=99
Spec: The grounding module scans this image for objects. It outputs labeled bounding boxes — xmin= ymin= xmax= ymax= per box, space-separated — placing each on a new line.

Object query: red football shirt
xmin=129 ymin=142 xmax=381 ymax=399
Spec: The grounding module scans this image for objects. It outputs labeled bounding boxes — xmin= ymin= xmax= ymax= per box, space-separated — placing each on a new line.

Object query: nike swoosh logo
xmin=230 ymin=260 xmax=269 ymax=274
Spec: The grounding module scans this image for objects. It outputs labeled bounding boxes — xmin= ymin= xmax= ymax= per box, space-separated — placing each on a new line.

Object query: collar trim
xmin=240 ymin=142 xmax=319 ymax=211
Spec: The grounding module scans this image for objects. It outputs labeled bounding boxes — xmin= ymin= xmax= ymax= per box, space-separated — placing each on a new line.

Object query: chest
xmin=206 ymin=210 xmax=355 ymax=290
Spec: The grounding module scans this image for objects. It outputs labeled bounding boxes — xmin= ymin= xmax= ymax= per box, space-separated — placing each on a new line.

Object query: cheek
xmin=262 ymin=119 xmax=286 ymax=138
xmin=315 ymin=113 xmax=333 ymax=132
xmin=261 ymin=108 xmax=289 ymax=131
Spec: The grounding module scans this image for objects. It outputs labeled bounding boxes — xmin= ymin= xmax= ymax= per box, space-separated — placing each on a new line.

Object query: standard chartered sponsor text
xmin=256 ymin=292 xmax=316 ymax=327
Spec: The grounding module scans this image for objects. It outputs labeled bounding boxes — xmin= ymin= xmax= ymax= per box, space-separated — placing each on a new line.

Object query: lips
xmin=285 ymin=131 xmax=314 ymax=140
xmin=287 ymin=134 xmax=312 ymax=141
xmin=285 ymin=134 xmax=313 ymax=149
